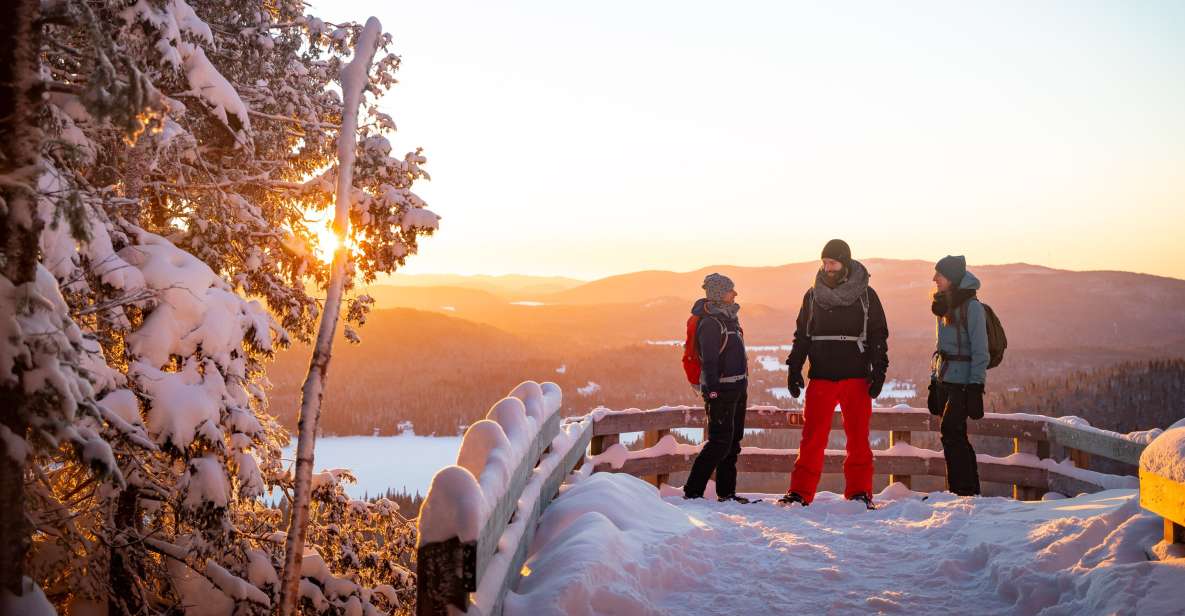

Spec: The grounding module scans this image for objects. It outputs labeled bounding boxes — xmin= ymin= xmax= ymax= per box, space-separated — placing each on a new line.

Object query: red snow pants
xmin=788 ymin=377 xmax=873 ymax=504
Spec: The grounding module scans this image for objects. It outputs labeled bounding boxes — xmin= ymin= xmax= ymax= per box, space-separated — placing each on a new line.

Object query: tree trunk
xmin=108 ymin=486 xmax=144 ymax=615
xmin=0 ymin=0 xmax=43 ymax=597
xmin=277 ymin=17 xmax=384 ymax=616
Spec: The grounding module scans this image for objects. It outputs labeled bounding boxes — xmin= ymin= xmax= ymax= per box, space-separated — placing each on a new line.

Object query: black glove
xmin=700 ymin=384 xmax=719 ymax=401
xmin=965 ymin=382 xmax=985 ymax=419
xmin=868 ymin=375 xmax=885 ymax=399
xmin=786 ymin=371 xmax=804 ymax=399
xmin=926 ymin=378 xmax=946 ymax=416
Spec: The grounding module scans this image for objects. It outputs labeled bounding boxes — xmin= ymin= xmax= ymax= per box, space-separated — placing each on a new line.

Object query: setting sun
xmin=305 ymin=206 xmax=352 ymax=264
xmin=312 ymin=222 xmax=341 ymax=263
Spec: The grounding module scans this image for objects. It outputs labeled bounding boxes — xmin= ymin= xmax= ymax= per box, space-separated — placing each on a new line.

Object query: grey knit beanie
xmin=702 ymin=273 xmax=735 ymax=301
xmin=935 ymin=255 xmax=967 ymax=286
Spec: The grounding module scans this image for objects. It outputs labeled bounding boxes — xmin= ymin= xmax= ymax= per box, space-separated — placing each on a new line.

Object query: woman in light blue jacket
xmin=927 ymin=255 xmax=988 ymax=496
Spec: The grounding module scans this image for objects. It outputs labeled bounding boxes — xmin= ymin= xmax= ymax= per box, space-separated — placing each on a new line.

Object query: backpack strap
xmin=808 ymin=289 xmax=869 ymax=353
xmin=805 ymin=289 xmax=815 ymax=337
xmin=696 ymin=315 xmax=728 ymax=360
xmin=858 ymin=289 xmax=869 ymax=354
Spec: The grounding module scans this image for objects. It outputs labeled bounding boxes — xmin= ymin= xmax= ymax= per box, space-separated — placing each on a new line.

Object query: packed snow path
xmin=506 ymin=474 xmax=1185 ymax=615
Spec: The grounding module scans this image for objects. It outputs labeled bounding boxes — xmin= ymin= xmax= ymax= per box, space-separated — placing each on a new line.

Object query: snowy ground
xmin=506 ymin=473 xmax=1185 ymax=615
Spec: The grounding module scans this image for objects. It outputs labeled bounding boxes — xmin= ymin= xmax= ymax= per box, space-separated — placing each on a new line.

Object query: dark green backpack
xmin=964 ymin=301 xmax=1007 ymax=369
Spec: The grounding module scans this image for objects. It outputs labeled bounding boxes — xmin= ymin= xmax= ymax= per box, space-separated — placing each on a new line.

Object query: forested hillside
xmin=267 ymin=306 xmax=1185 ymax=436
xmin=993 ymin=359 xmax=1185 ymax=432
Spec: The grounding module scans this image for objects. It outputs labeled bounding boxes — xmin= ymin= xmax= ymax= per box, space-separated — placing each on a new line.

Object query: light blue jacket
xmin=934 ymin=271 xmax=988 ymax=385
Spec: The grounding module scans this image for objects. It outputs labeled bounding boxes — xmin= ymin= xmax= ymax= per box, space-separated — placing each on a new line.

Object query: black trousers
xmin=684 ymin=389 xmax=747 ymax=498
xmin=940 ymin=384 xmax=981 ymax=496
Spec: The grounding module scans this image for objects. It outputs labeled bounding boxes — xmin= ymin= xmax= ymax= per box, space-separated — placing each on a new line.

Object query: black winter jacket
xmin=785 ymin=287 xmax=889 ymax=382
xmin=692 ymin=299 xmax=748 ymax=392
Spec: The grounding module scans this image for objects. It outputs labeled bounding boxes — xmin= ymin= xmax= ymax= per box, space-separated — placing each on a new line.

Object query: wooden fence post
xmin=1166 ymin=519 xmax=1185 ymax=546
xmin=590 ymin=433 xmax=618 ymax=457
xmin=888 ymin=430 xmax=912 ymax=490
xmin=1066 ymin=447 xmax=1091 ymax=470
xmin=1013 ymin=438 xmax=1050 ymax=500
xmin=643 ymin=429 xmax=669 ymax=488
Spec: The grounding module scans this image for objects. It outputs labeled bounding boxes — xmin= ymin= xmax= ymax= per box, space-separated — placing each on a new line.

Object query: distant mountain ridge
xmin=376 ymin=273 xmax=585 ymax=298
xmin=361 ymin=259 xmax=1185 ymax=350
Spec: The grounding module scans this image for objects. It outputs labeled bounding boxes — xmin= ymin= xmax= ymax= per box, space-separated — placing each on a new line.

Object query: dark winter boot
xmin=718 ymin=494 xmax=752 ymax=504
xmin=848 ymin=492 xmax=876 ymax=510
xmin=776 ymin=492 xmax=808 ymax=507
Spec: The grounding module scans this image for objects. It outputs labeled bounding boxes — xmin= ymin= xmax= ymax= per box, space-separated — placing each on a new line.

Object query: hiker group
xmin=680 ymin=239 xmax=1005 ymax=508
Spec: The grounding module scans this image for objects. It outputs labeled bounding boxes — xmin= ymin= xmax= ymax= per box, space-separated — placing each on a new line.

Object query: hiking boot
xmin=718 ymin=494 xmax=752 ymax=504
xmin=776 ymin=492 xmax=808 ymax=507
xmin=848 ymin=492 xmax=876 ymax=510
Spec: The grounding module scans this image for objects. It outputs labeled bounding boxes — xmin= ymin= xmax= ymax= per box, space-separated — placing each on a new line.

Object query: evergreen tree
xmin=2 ymin=0 xmax=437 ymax=612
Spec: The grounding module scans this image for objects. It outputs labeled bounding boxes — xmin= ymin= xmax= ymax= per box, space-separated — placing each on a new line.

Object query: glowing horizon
xmin=313 ymin=1 xmax=1185 ymax=281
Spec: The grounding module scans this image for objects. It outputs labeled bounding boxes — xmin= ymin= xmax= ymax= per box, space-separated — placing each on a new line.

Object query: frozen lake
xmin=283 ymin=433 xmax=462 ymax=499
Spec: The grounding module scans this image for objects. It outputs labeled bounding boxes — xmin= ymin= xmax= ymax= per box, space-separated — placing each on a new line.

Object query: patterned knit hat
xmin=702 ymin=273 xmax=735 ymax=301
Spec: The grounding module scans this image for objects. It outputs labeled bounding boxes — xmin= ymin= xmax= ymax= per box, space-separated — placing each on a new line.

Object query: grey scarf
xmin=704 ymin=300 xmax=740 ymax=321
xmin=812 ymin=259 xmax=870 ymax=309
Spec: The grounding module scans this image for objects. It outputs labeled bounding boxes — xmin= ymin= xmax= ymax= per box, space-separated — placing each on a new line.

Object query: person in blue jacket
xmin=683 ymin=273 xmax=750 ymax=502
xmin=929 ymin=255 xmax=989 ymax=496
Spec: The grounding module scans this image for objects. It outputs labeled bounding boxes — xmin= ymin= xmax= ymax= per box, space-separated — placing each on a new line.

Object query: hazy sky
xmin=315 ymin=1 xmax=1185 ymax=280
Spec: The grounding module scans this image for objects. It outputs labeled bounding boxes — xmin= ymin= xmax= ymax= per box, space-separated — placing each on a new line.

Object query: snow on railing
xmin=1139 ymin=419 xmax=1185 ymax=558
xmin=584 ymin=405 xmax=1156 ymax=500
xmin=416 ymin=381 xmax=594 ymax=616
xmin=414 ymin=400 xmax=1178 ymax=613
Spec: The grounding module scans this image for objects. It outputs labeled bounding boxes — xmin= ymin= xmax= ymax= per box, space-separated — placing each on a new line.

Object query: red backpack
xmin=681 ymin=315 xmax=727 ymax=385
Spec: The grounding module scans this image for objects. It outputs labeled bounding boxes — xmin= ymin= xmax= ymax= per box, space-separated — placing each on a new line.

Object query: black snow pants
xmin=684 ymin=389 xmax=747 ymax=498
xmin=940 ymin=383 xmax=981 ymax=496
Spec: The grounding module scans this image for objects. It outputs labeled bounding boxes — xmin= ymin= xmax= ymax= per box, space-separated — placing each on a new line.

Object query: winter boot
xmin=718 ymin=494 xmax=753 ymax=504
xmin=848 ymin=492 xmax=876 ymax=510
xmin=776 ymin=492 xmax=808 ymax=507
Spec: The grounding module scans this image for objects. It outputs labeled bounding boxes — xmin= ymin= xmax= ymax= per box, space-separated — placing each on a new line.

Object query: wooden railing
xmin=417 ymin=400 xmax=1163 ymax=614
xmin=587 ymin=406 xmax=1147 ymax=500
xmin=416 ymin=382 xmax=594 ymax=616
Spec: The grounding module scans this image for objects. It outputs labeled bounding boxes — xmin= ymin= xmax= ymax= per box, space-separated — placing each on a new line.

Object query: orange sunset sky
xmin=314 ymin=1 xmax=1185 ymax=280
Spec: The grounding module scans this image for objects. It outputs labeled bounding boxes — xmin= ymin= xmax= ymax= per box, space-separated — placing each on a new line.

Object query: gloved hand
xmin=966 ymin=382 xmax=985 ymax=419
xmin=787 ymin=371 xmax=804 ymax=399
xmin=700 ymin=384 xmax=719 ymax=400
xmin=868 ymin=375 xmax=885 ymax=399
xmin=926 ymin=378 xmax=946 ymax=416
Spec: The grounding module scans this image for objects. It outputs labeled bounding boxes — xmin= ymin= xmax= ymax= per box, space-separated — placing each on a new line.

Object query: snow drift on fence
xmin=1141 ymin=422 xmax=1185 ymax=483
xmin=418 ymin=381 xmax=563 ymax=544
xmin=506 ymin=475 xmax=1185 ymax=616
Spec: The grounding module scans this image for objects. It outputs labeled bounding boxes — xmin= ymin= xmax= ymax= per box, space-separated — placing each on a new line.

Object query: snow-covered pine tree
xmin=3 ymin=0 xmax=437 ymax=612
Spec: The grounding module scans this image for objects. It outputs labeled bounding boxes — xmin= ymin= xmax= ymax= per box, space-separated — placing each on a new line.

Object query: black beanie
xmin=821 ymin=239 xmax=851 ymax=265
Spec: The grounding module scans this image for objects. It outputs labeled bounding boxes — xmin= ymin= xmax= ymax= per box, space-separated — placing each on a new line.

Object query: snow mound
xmin=507 ymin=482 xmax=1185 ymax=616
xmin=1140 ymin=425 xmax=1185 ymax=483
xmin=418 ymin=466 xmax=485 ymax=544
xmin=507 ymin=473 xmax=698 ymax=616
xmin=419 ymin=381 xmax=563 ymax=545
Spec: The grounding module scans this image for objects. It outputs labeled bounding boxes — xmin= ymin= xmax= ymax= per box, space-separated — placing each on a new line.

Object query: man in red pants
xmin=779 ymin=239 xmax=889 ymax=509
